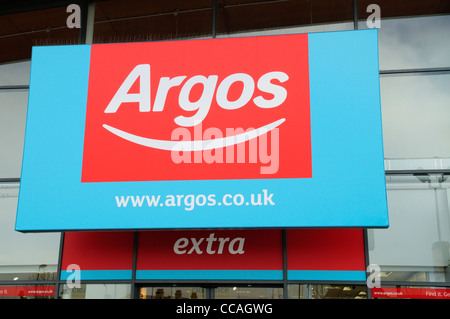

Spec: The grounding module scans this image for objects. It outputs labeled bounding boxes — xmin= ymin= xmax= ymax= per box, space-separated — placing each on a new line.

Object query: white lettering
xmin=188 ymin=238 xmax=204 ymax=254
xmin=262 ymin=189 xmax=275 ymax=205
xmin=170 ymin=124 xmax=280 ymax=174
xmin=176 ymin=75 xmax=218 ymax=127
xmin=153 ymin=76 xmax=186 ymax=111
xmin=105 ymin=66 xmax=289 ymax=127
xmin=217 ymin=237 xmax=230 ymax=254
xmin=105 ymin=64 xmax=151 ymax=113
xmin=174 ymin=238 xmax=189 ymax=254
xmin=216 ymin=73 xmax=255 ymax=110
xmin=229 ymin=237 xmax=245 ymax=254
xmin=206 ymin=233 xmax=217 ymax=254
xmin=177 ymin=303 xmax=210 ymax=316
xmin=253 ymin=71 xmax=289 ymax=108
xmin=173 ymin=234 xmax=245 ymax=255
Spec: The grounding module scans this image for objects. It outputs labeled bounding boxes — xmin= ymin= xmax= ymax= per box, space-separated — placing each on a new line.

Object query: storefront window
xmin=0 ymin=61 xmax=30 ymax=86
xmin=138 ymin=285 xmax=283 ymax=299
xmin=0 ymin=60 xmax=60 ymax=282
xmin=0 ymin=264 xmax=57 ymax=282
xmin=0 ymin=90 xmax=28 ymax=177
xmin=214 ymin=286 xmax=283 ymax=299
xmin=139 ymin=286 xmax=207 ymax=299
xmin=288 ymin=284 xmax=367 ymax=299
xmin=359 ymin=15 xmax=450 ymax=70
xmin=370 ymin=170 xmax=450 ymax=283
xmin=287 ymin=284 xmax=308 ymax=299
xmin=59 ymin=284 xmax=131 ymax=299
xmin=380 ymin=73 xmax=450 ymax=159
xmin=311 ymin=285 xmax=367 ymax=299
xmin=0 ymin=192 xmax=60 ymax=282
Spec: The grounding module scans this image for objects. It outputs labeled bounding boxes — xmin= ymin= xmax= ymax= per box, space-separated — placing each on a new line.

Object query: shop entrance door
xmin=138 ymin=284 xmax=283 ymax=299
xmin=139 ymin=285 xmax=209 ymax=299
xmin=213 ymin=285 xmax=283 ymax=299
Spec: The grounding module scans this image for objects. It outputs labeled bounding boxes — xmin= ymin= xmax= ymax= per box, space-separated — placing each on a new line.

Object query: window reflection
xmin=370 ymin=175 xmax=450 ymax=284
xmin=359 ymin=15 xmax=450 ymax=70
xmin=380 ymin=73 xmax=450 ymax=159
xmin=311 ymin=285 xmax=367 ymax=299
xmin=214 ymin=286 xmax=283 ymax=299
xmin=288 ymin=284 xmax=367 ymax=299
xmin=0 ymin=264 xmax=57 ymax=282
xmin=0 ymin=61 xmax=31 ymax=86
xmin=59 ymin=284 xmax=131 ymax=299
xmin=287 ymin=284 xmax=308 ymax=299
xmin=372 ymin=267 xmax=450 ymax=283
xmin=0 ymin=90 xmax=28 ymax=178
xmin=139 ymin=286 xmax=206 ymax=299
xmin=0 ymin=194 xmax=61 ymax=280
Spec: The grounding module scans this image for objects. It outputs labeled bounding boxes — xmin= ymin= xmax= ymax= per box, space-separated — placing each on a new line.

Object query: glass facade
xmin=1 ymin=0 xmax=449 ymax=299
xmin=59 ymin=283 xmax=131 ymax=299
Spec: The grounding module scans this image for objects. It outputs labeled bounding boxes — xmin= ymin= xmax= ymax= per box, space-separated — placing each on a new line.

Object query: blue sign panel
xmin=16 ymin=29 xmax=388 ymax=231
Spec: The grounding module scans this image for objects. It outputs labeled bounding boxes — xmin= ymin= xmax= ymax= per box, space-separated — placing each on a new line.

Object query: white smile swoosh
xmin=102 ymin=118 xmax=285 ymax=151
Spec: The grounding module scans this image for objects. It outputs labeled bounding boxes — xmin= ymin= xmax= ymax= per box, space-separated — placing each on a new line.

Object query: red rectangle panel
xmin=137 ymin=229 xmax=283 ymax=270
xmin=287 ymin=228 xmax=366 ymax=271
xmin=61 ymin=231 xmax=134 ymax=271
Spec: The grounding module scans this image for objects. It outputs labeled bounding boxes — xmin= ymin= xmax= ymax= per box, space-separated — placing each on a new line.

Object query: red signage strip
xmin=61 ymin=231 xmax=134 ymax=271
xmin=371 ymin=287 xmax=450 ymax=299
xmin=0 ymin=286 xmax=55 ymax=297
xmin=137 ymin=229 xmax=283 ymax=271
xmin=287 ymin=229 xmax=366 ymax=271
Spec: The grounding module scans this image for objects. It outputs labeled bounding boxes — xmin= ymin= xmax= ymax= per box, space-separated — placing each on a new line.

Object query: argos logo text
xmin=104 ymin=64 xmax=288 ymax=127
xmin=81 ymin=35 xmax=312 ymax=182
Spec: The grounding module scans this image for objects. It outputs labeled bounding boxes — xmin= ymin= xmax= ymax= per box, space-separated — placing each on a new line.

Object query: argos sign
xmin=82 ymin=36 xmax=311 ymax=182
xmin=16 ymin=29 xmax=388 ymax=232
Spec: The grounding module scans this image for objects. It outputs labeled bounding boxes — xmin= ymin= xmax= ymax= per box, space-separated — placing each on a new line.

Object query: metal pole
xmin=353 ymin=0 xmax=358 ymax=30
xmin=282 ymin=229 xmax=288 ymax=299
xmin=131 ymin=231 xmax=139 ymax=299
xmin=212 ymin=0 xmax=217 ymax=38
